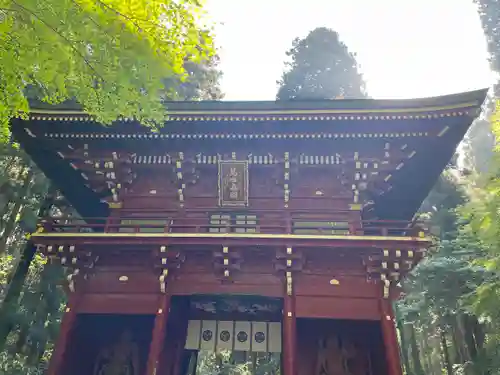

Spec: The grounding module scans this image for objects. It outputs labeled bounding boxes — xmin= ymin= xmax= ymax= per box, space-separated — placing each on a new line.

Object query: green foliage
xmin=462 ymin=118 xmax=494 ymax=173
xmin=397 ymin=163 xmax=492 ymax=375
xmin=0 ymin=5 xmax=223 ymax=368
xmin=276 ymin=27 xmax=367 ymax=101
xmin=163 ymin=56 xmax=224 ymax=101
xmin=0 ymin=351 xmax=42 ymax=375
xmin=464 ymin=100 xmax=500 ymax=318
xmin=0 ymin=0 xmax=215 ymax=137
xmin=196 ymin=350 xmax=280 ymax=375
xmin=475 ymin=0 xmax=500 ymax=72
xmin=396 ymin=99 xmax=500 ymax=375
xmin=396 ymin=1 xmax=500 ymax=363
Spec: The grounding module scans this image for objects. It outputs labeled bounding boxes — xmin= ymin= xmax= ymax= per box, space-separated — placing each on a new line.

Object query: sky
xmin=205 ymin=0 xmax=494 ymax=101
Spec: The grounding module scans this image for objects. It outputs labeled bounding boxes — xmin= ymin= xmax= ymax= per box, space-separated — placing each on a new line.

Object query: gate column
xmin=380 ymin=298 xmax=403 ymax=375
xmin=48 ymin=293 xmax=79 ymax=375
xmin=146 ymin=293 xmax=172 ymax=375
xmin=283 ymin=269 xmax=297 ymax=375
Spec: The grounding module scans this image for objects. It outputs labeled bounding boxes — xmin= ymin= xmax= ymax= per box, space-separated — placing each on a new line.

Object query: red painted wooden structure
xmin=13 ymin=89 xmax=487 ymax=375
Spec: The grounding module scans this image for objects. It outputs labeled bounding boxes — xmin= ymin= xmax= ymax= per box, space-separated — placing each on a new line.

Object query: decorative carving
xmin=43 ymin=244 xmax=98 ymax=293
xmin=158 ymin=245 xmax=169 ymax=293
xmin=175 ymin=152 xmax=184 ymax=207
xmin=190 ymin=296 xmax=281 ymax=315
xmin=284 ymin=152 xmax=290 ymax=208
xmin=274 ymin=247 xmax=304 ymax=273
xmin=286 ymin=271 xmax=293 ymax=296
xmin=212 ymin=246 xmax=242 ymax=279
xmin=363 ymin=248 xmax=424 ymax=298
xmin=286 ymin=246 xmax=293 ymax=295
xmin=65 ymin=148 xmax=136 ymax=204
xmin=222 ymin=246 xmax=229 ymax=278
xmin=93 ymin=331 xmax=139 ymax=375
xmin=152 ymin=245 xmax=185 ymax=293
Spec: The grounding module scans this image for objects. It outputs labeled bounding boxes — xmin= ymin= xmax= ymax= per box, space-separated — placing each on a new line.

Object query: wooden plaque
xmin=218 ymin=160 xmax=249 ymax=207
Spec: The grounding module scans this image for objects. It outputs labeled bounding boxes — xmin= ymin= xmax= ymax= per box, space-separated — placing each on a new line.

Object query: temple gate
xmin=12 ymin=89 xmax=487 ymax=375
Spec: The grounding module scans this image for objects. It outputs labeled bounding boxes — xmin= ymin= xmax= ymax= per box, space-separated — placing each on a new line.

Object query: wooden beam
xmin=31 ymin=232 xmax=431 ymax=249
xmin=47 ymin=294 xmax=79 ymax=375
xmin=145 ymin=294 xmax=171 ymax=375
xmin=380 ymin=299 xmax=403 ymax=375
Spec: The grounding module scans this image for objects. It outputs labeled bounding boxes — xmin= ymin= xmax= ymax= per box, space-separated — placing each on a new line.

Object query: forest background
xmin=0 ymin=0 xmax=499 ymax=374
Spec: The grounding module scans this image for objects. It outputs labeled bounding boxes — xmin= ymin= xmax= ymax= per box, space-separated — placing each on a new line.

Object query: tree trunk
xmin=440 ymin=328 xmax=453 ymax=375
xmin=450 ymin=319 xmax=464 ymax=364
xmin=27 ymin=261 xmax=57 ymax=365
xmin=407 ymin=324 xmax=424 ymax=375
xmin=456 ymin=314 xmax=472 ymax=362
xmin=0 ymin=168 xmax=34 ymax=254
xmin=13 ymin=323 xmax=29 ymax=355
xmin=419 ymin=328 xmax=432 ymax=375
xmin=0 ymin=192 xmax=54 ymax=351
xmin=0 ymin=242 xmax=38 ymax=352
xmin=472 ymin=316 xmax=485 ymax=351
xmin=396 ymin=315 xmax=412 ymax=375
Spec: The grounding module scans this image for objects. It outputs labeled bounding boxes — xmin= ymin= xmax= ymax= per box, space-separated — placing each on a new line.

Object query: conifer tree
xmin=276 ymin=27 xmax=366 ymax=100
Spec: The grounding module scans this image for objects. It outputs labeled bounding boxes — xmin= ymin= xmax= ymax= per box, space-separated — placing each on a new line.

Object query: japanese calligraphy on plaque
xmin=218 ymin=161 xmax=249 ymax=207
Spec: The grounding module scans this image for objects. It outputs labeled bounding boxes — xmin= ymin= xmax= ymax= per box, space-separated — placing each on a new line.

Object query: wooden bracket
xmin=43 ymin=244 xmax=98 ymax=293
xmin=212 ymin=246 xmax=242 ymax=280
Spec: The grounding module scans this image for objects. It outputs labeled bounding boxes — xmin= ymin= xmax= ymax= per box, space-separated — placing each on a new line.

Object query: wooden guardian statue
xmin=93 ymin=331 xmax=139 ymax=375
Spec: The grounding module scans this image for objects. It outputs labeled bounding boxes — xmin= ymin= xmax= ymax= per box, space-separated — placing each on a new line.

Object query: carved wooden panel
xmin=169 ymin=276 xmax=282 ymax=297
xmin=295 ymin=274 xmax=379 ymax=298
xmin=84 ymin=271 xmax=158 ymax=294
xmin=119 ymin=160 xmax=361 ymax=212
xmin=302 ymin=250 xmax=367 ymax=275
xmin=128 ymin=170 xmax=178 ymax=195
xmin=78 ymin=294 xmax=160 ymax=314
xmin=293 ymin=167 xmax=349 ymax=197
xmin=248 ymin=166 xmax=283 ymax=198
xmin=184 ymin=167 xmax=218 ymax=198
xmin=78 ymin=293 xmax=160 ymax=314
xmin=295 ymin=296 xmax=379 ymax=320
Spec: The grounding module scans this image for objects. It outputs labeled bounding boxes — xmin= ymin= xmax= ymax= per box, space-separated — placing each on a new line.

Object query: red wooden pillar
xmin=145 ymin=294 xmax=171 ymax=375
xmin=283 ymin=271 xmax=297 ymax=375
xmin=380 ymin=299 xmax=403 ymax=375
xmin=48 ymin=294 xmax=79 ymax=375
xmin=171 ymin=313 xmax=190 ymax=375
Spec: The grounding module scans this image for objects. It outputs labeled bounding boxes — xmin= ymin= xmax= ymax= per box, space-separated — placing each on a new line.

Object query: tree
xmin=462 ymin=118 xmax=494 ymax=173
xmin=276 ymin=27 xmax=366 ymax=101
xmin=0 ymin=0 xmax=215 ymax=138
xmin=475 ymin=0 xmax=500 ymax=72
xmin=392 ymin=4 xmax=500 ymax=374
xmin=163 ymin=56 xmax=224 ymax=101
xmin=0 ymin=21 xmax=224 ymax=366
xmin=464 ymin=0 xmax=500 ymax=174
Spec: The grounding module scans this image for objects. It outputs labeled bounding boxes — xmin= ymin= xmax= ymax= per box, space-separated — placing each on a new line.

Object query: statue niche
xmin=93 ymin=330 xmax=140 ymax=375
xmin=315 ymin=336 xmax=356 ymax=375
xmin=315 ymin=335 xmax=371 ymax=375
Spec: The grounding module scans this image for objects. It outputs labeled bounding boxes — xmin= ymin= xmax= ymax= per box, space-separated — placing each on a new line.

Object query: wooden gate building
xmin=13 ymin=89 xmax=487 ymax=375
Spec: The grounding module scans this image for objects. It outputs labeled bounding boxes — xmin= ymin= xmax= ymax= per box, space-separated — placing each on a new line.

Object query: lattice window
xmin=209 ymin=214 xmax=231 ymax=233
xmin=293 ymin=220 xmax=349 ymax=235
xmin=119 ymin=219 xmax=170 ymax=233
xmin=234 ymin=214 xmax=257 ymax=233
xmin=209 ymin=214 xmax=258 ymax=233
